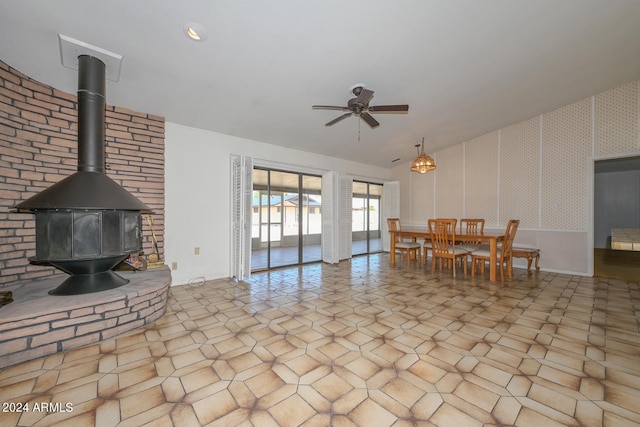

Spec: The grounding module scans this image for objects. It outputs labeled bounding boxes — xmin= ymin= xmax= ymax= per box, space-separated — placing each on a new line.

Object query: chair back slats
xmin=387 ymin=218 xmax=401 ymax=243
xmin=431 ymin=219 xmax=456 ymax=255
xmin=430 ymin=218 xmax=467 ymax=277
xmin=460 ymin=218 xmax=485 ymax=235
xmin=500 ymin=219 xmax=520 ymax=262
xmin=458 ymin=218 xmax=485 ymax=249
xmin=470 ymin=219 xmax=520 ymax=280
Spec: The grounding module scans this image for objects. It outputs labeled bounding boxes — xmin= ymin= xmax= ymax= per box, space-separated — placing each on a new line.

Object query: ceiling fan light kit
xmin=312 ymin=85 xmax=409 ymax=128
xmin=411 ymin=138 xmax=436 ymax=174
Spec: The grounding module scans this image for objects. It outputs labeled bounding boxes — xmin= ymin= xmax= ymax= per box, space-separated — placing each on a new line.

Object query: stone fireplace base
xmin=0 ymin=267 xmax=171 ymax=369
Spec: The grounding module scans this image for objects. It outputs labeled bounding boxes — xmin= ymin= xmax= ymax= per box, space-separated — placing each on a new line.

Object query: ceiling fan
xmin=312 ymin=85 xmax=409 ymax=128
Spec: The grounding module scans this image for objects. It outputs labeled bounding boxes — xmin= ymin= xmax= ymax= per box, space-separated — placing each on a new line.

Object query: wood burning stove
xmin=14 ymin=55 xmax=150 ymax=295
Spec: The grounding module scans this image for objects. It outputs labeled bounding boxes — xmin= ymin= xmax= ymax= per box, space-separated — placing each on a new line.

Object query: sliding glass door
xmin=251 ymin=168 xmax=322 ymax=271
xmin=352 ymin=181 xmax=383 ymax=256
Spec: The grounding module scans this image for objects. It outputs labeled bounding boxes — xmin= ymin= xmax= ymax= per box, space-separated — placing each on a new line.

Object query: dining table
xmin=389 ymin=228 xmax=506 ymax=282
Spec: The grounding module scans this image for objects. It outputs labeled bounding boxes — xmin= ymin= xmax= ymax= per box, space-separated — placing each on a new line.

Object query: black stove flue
xmin=14 ymin=55 xmax=151 ymax=295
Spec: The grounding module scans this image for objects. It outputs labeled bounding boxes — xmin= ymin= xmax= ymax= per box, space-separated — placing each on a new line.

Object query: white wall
xmin=391 ymin=80 xmax=640 ymax=276
xmin=165 ymin=123 xmax=390 ymax=285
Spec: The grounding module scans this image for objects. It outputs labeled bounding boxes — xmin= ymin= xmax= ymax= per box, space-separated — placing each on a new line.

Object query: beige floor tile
xmin=192 ymin=389 xmax=237 ymax=425
xmin=296 ymin=384 xmax=330 ymax=413
xmin=312 ymin=372 xmax=354 ymax=401
xmin=604 ymin=383 xmax=640 ymax=415
xmin=97 ymin=373 xmax=119 ymax=398
xmin=207 ymin=408 xmax=252 ymax=427
xmin=515 ymin=406 xmax=574 ymax=427
xmin=493 ymin=396 xmax=521 ymax=425
xmin=472 ymin=361 xmax=514 ymax=387
xmin=575 ymin=400 xmax=603 ymax=427
xmin=248 ymin=409 xmax=281 ymax=427
xmin=485 ymin=346 xmax=524 ymax=368
xmin=170 ymin=404 xmax=198 ymax=426
xmin=602 ymin=406 xmax=640 ymax=426
xmin=118 ymin=385 xmax=165 ymax=420
xmin=255 ymin=383 xmax=298 ymax=409
xmin=269 ymin=394 xmax=316 ymax=427
xmin=31 ymin=370 xmax=60 ymax=393
xmin=161 ymin=376 xmax=185 ymax=402
xmin=285 ymin=353 xmax=322 ymax=377
xmin=369 ymin=388 xmax=413 ymax=419
xmin=381 ymin=376 xmax=425 ymax=408
xmin=453 ymin=380 xmax=500 ymax=412
xmin=348 ymin=398 xmax=398 ymax=427
xmin=179 ymin=366 xmax=220 ymax=394
xmin=517 ymin=396 xmax=581 ymax=426
xmin=116 ymin=362 xmax=158 ymax=390
xmin=430 ymin=401 xmax=483 ymax=427
xmin=527 ymin=382 xmax=577 ymax=416
xmin=537 ymin=364 xmax=582 ymax=390
xmin=169 ymin=348 xmax=207 ymax=370
xmin=95 ymin=399 xmax=120 ymax=427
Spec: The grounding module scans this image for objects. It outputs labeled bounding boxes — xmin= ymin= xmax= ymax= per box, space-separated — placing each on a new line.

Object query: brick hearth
xmin=0 ymin=267 xmax=171 ymax=369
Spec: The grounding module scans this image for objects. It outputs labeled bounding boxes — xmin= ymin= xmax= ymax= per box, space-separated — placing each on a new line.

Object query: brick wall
xmin=0 ymin=60 xmax=165 ymax=287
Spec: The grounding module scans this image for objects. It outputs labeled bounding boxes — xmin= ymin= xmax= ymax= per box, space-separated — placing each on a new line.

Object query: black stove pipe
xmin=77 ymin=55 xmax=106 ymax=174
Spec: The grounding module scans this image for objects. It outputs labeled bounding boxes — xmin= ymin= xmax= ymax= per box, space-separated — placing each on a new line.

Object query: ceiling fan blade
xmin=313 ymin=105 xmax=350 ymax=111
xmin=325 ymin=113 xmax=352 ymax=126
xmin=368 ymin=104 xmax=409 ymax=113
xmin=360 ymin=112 xmax=380 ymax=128
xmin=356 ymin=88 xmax=374 ymax=105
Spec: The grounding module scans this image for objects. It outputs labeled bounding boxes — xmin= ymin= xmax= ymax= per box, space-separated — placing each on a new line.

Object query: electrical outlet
xmin=171 ymin=262 xmax=178 ymax=270
xmin=194 ymin=247 xmax=200 ymax=255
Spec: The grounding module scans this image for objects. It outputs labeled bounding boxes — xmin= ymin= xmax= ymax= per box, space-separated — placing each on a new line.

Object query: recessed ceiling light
xmin=184 ymin=22 xmax=208 ymax=41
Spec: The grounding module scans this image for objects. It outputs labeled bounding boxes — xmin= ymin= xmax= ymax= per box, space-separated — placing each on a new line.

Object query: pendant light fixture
xmin=410 ymin=137 xmax=436 ymax=173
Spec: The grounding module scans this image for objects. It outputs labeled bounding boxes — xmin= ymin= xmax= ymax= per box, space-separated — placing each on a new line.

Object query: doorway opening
xmin=593 ymin=155 xmax=640 ymax=281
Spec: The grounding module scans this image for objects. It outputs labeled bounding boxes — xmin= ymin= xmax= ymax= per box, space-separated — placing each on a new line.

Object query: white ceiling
xmin=2 ymin=1 xmax=640 ymax=168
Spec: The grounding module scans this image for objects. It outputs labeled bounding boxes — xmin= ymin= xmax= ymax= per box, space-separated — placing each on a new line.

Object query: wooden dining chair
xmin=430 ymin=218 xmax=468 ymax=277
xmin=387 ymin=218 xmax=421 ymax=267
xmin=422 ymin=219 xmax=435 ymax=265
xmin=471 ymin=219 xmax=520 ymax=280
xmin=458 ymin=218 xmax=485 ymax=252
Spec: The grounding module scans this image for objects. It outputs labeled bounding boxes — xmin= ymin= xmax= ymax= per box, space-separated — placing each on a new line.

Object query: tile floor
xmin=0 ymin=254 xmax=639 ymax=426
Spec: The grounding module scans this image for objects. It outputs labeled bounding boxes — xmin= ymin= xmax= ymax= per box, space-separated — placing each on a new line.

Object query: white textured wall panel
xmin=595 ymin=81 xmax=639 ymax=156
xmin=397 ymin=168 xmax=412 ymax=224
xmin=537 ymin=231 xmax=589 ymax=274
xmin=465 ymin=131 xmax=499 ymax=227
xmin=500 ymin=117 xmax=540 ymax=228
xmin=541 ymin=99 xmax=592 ymax=230
xmin=410 ymin=168 xmax=435 ymax=226
xmin=434 ymin=144 xmax=464 ymax=218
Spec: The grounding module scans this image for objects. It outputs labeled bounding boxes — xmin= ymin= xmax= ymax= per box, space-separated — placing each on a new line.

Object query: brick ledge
xmin=0 ymin=267 xmax=171 ymax=369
